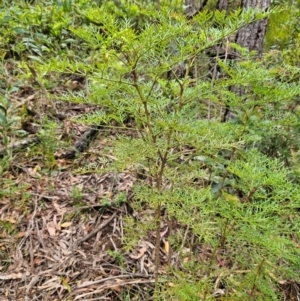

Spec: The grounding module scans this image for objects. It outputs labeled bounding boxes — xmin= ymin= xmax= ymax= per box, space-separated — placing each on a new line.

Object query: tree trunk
xmin=185 ymin=0 xmax=207 ymax=18
xmin=185 ymin=0 xmax=271 ymax=55
xmin=218 ymin=0 xmax=228 ymax=10
xmin=185 ymin=0 xmax=271 ymax=120
xmin=234 ymin=0 xmax=270 ymax=56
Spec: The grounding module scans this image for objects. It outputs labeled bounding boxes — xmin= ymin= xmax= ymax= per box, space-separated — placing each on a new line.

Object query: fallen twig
xmin=60 ymin=125 xmax=101 ymax=159
xmin=76 ymin=273 xmax=154 ymax=289
xmin=77 ymin=210 xmax=118 ymax=245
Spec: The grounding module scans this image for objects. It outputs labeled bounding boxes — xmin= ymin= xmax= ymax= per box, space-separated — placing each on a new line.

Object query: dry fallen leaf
xmin=16 ymin=231 xmax=26 ymax=238
xmin=0 ymin=273 xmax=23 ymax=280
xmin=47 ymin=222 xmax=56 ymax=236
xmin=164 ymin=241 xmax=170 ymax=255
xmin=129 ymin=247 xmax=147 ymax=260
xmin=2 ymin=218 xmax=17 ymax=223
xmin=60 ymin=222 xmax=72 ymax=228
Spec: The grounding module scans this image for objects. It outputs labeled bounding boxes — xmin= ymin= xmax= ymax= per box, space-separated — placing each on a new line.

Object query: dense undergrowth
xmin=1 ymin=1 xmax=300 ymax=300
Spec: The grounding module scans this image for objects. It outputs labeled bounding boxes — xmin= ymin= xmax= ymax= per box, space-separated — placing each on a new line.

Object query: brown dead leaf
xmin=60 ymin=222 xmax=72 ymax=228
xmin=53 ymin=201 xmax=63 ymax=213
xmin=33 ymin=257 xmax=43 ymax=266
xmin=164 ymin=241 xmax=170 ymax=255
xmin=47 ymin=222 xmax=56 ymax=236
xmin=111 ymin=279 xmax=123 ymax=292
xmin=38 ymin=276 xmax=64 ymax=290
xmin=160 ymin=227 xmax=168 ymax=238
xmin=26 ymin=93 xmax=36 ymax=101
xmin=0 ymin=273 xmax=23 ymax=280
xmin=2 ymin=218 xmax=17 ymax=223
xmin=76 ymin=249 xmax=87 ymax=259
xmin=129 ymin=247 xmax=147 ymax=260
xmin=15 ymin=231 xmax=26 ymax=238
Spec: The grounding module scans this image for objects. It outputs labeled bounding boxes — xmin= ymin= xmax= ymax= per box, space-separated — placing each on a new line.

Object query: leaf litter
xmin=0 ymin=86 xmax=168 ymax=300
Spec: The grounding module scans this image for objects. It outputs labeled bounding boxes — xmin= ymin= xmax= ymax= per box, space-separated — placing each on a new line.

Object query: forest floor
xmin=0 ymin=70 xmax=168 ymax=300
xmin=1 ymin=67 xmax=299 ymax=301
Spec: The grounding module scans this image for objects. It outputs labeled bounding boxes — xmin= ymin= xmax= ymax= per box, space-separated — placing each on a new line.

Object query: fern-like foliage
xmin=38 ymin=3 xmax=300 ymax=300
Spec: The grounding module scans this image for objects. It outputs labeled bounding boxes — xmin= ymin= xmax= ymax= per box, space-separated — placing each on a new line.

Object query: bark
xmin=234 ymin=0 xmax=271 ymax=56
xmin=225 ymin=0 xmax=271 ymax=107
xmin=218 ymin=0 xmax=228 ymax=10
xmin=185 ymin=0 xmax=271 ymax=56
xmin=185 ymin=0 xmax=271 ymax=120
xmin=185 ymin=0 xmax=208 ymax=19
